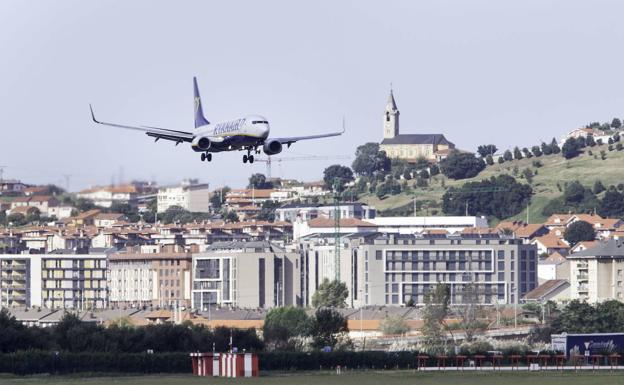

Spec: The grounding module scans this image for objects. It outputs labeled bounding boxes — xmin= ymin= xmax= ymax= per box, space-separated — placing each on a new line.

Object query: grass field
xmin=2 ymin=371 xmax=624 ymax=385
xmin=358 ymin=142 xmax=624 ymax=224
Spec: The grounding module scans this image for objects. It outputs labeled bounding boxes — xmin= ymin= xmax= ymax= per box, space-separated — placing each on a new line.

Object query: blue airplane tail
xmin=193 ymin=77 xmax=210 ymax=128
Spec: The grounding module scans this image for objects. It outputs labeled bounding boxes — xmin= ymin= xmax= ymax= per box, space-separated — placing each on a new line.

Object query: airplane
xmin=89 ymin=77 xmax=345 ymax=164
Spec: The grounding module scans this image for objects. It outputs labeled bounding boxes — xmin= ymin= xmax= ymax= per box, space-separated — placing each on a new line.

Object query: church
xmin=379 ymin=90 xmax=456 ymax=163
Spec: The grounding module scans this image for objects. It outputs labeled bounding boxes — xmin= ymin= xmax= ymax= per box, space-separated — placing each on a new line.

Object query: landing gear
xmin=200 ymin=153 xmax=212 ymax=162
xmin=243 ymin=148 xmax=254 ymax=164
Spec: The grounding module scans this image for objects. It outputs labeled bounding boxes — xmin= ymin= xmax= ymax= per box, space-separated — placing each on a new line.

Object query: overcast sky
xmin=1 ymin=0 xmax=623 ymax=191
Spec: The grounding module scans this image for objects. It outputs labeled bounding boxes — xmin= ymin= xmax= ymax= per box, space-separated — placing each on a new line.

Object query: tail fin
xmin=193 ymin=77 xmax=210 ymax=128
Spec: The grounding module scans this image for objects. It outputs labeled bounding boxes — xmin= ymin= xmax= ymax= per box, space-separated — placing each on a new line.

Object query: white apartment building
xmin=0 ymin=254 xmax=42 ymax=307
xmin=568 ymin=239 xmax=624 ymax=303
xmin=157 ymin=181 xmax=210 ymax=213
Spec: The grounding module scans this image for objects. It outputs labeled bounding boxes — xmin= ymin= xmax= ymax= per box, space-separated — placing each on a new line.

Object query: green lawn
xmin=2 ymin=371 xmax=624 ymax=385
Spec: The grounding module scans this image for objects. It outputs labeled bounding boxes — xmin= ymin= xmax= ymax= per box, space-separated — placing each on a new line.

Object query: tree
xmin=438 ymin=150 xmax=485 ymax=180
xmin=522 ymin=168 xmax=534 ymax=184
xmin=323 ymin=165 xmax=354 ymax=192
xmin=442 ymin=175 xmax=532 ymax=219
xmin=312 ymin=279 xmax=349 ymax=308
xmin=477 ymin=144 xmax=497 ymax=158
xmin=352 ymin=143 xmax=391 ymax=177
xmin=599 ymin=190 xmax=624 ymax=218
xmin=248 ymin=173 xmax=273 ymax=189
xmin=6 ymin=213 xmax=27 ymax=226
xmin=586 ymin=135 xmax=596 ymax=147
xmin=209 ymin=186 xmax=230 ymax=211
xmin=310 ymin=308 xmax=348 ymax=349
xmin=380 ymin=315 xmax=410 ymax=335
xmin=522 ymin=147 xmax=532 ymax=158
xmin=257 ymin=200 xmax=279 ymax=222
xmin=485 ymin=155 xmax=494 ymax=165
xmin=550 ymin=138 xmax=561 ymax=154
xmin=223 ymin=210 xmax=240 ymax=223
xmin=503 ymin=150 xmax=513 ymax=161
xmin=562 ymin=137 xmax=581 ymax=159
xmin=263 ymin=307 xmax=311 ymax=350
xmin=455 ymin=281 xmax=486 ymax=342
xmin=593 ymin=180 xmax=606 ymax=195
xmin=541 ymin=142 xmax=552 ymax=156
xmin=564 ymin=220 xmax=596 ymax=246
xmin=420 ymin=284 xmax=450 ymax=354
xmin=414 ymin=156 xmax=429 ymax=170
xmin=429 ymin=164 xmax=440 ymax=176
xmin=612 ymin=118 xmax=622 ymax=129
xmin=531 ymin=145 xmax=542 ymax=157
xmin=513 ymin=147 xmax=523 ymax=160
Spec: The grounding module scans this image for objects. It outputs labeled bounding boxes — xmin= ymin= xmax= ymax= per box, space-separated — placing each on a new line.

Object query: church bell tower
xmin=383 ymin=89 xmax=399 ymax=139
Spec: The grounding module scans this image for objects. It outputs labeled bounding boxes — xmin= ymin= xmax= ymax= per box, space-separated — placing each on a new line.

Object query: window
xmin=376 ymin=251 xmax=382 ymax=260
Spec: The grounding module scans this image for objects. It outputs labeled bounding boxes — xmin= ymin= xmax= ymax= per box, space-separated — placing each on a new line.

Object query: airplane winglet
xmin=89 ymin=104 xmax=101 ymax=124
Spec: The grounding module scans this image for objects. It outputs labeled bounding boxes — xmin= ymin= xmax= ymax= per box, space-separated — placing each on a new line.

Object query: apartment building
xmin=191 ymin=241 xmax=300 ymax=310
xmin=0 ymin=254 xmax=41 ymax=307
xmin=298 ymin=231 xmax=538 ymax=307
xmin=157 ymin=181 xmax=210 ymax=213
xmin=568 ymin=239 xmax=624 ymax=303
xmin=41 ymin=250 xmax=110 ymax=309
xmin=276 ymin=202 xmax=376 ymax=223
xmin=108 ymin=252 xmax=192 ymax=308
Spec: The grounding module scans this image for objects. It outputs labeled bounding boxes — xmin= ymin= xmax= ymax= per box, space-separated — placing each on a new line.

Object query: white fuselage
xmin=193 ymin=115 xmax=270 ymax=152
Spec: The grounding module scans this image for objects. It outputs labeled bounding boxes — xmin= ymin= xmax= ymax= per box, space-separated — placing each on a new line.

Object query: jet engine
xmin=263 ymin=140 xmax=283 ymax=155
xmin=191 ymin=136 xmax=212 ymax=151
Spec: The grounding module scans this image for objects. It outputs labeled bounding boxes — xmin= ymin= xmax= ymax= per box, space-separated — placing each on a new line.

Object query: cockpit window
xmin=252 ymin=120 xmax=269 ymax=124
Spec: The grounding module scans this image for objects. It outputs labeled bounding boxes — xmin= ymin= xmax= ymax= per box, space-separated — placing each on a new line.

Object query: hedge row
xmin=0 ymin=351 xmax=190 ymax=375
xmin=258 ymin=351 xmax=419 ymax=370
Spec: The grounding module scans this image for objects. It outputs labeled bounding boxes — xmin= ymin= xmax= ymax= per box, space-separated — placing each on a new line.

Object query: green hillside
xmin=358 ymin=143 xmax=624 ymax=224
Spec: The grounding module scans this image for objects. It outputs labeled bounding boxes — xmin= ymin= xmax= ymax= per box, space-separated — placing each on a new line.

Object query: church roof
xmin=381 ymin=134 xmax=453 ymax=146
xmin=387 ymin=90 xmax=398 ymax=111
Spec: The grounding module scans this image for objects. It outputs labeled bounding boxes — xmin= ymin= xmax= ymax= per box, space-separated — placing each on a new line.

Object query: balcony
xmin=577 ymin=274 xmax=589 ymax=281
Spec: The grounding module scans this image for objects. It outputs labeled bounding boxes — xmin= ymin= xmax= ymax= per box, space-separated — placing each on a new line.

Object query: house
xmin=94 ymin=213 xmax=127 ymax=228
xmin=77 ymin=185 xmax=140 ymax=208
xmin=495 ymin=221 xmax=549 ymax=242
xmin=537 ymin=252 xmax=569 ymax=284
xmin=531 ymin=233 xmax=570 ymax=256
xmin=523 ymin=279 xmax=571 ymax=304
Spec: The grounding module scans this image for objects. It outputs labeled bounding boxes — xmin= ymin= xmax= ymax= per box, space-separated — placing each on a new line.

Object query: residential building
xmin=41 ymin=250 xmax=111 ymax=309
xmin=531 ymin=233 xmax=570 ymax=256
xmin=537 ymin=252 xmax=569 ymax=284
xmin=157 ymin=180 xmax=210 ymax=213
xmin=371 ymin=216 xmax=488 ymax=234
xmin=293 ymin=217 xmax=378 ymax=240
xmin=379 ymin=89 xmax=456 ymax=163
xmin=0 ymin=254 xmax=41 ymax=307
xmin=298 ymin=231 xmax=538 ymax=307
xmin=108 ymin=252 xmax=192 ymax=308
xmin=276 ymin=202 xmax=376 ymax=223
xmin=568 ymin=239 xmax=624 ymax=303
xmin=77 ymin=185 xmax=141 ymax=208
xmin=523 ymin=279 xmax=570 ymax=304
xmin=192 ymin=241 xmax=300 ymax=309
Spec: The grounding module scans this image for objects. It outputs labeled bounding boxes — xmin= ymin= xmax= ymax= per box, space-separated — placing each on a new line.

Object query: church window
xmin=386 ymin=111 xmax=390 ymax=122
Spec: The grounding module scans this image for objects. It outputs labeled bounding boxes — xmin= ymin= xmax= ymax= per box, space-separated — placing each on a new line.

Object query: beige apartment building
xmin=192 ymin=241 xmax=300 ymax=309
xmin=108 ymin=252 xmax=192 ymax=308
xmin=568 ymin=239 xmax=624 ymax=303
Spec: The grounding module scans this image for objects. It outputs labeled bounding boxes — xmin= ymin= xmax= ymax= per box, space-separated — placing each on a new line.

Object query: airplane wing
xmin=271 ymin=119 xmax=345 ymax=147
xmin=89 ymin=104 xmax=194 ymax=143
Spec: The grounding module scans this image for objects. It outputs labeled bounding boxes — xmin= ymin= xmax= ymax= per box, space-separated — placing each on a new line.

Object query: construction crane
xmin=333 ymin=178 xmax=341 ymax=281
xmin=254 ymin=155 xmax=351 ymax=179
